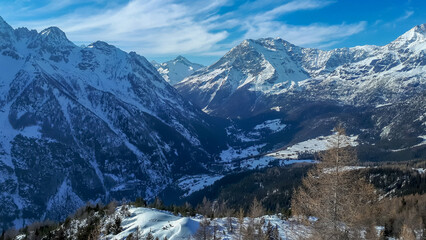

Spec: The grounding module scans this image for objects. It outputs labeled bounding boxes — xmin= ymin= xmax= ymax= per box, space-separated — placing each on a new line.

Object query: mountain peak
xmin=0 ymin=16 xmax=9 ymax=26
xmin=170 ymin=55 xmax=203 ymax=68
xmin=175 ymin=55 xmax=187 ymax=61
xmin=0 ymin=16 xmax=14 ymax=35
xmin=40 ymin=26 xmax=64 ymax=35
xmin=153 ymin=56 xmax=204 ymax=85
xmin=389 ymin=23 xmax=426 ymax=49
xmin=38 ymin=26 xmax=74 ymax=47
xmin=413 ymin=23 xmax=426 ymax=34
xmin=238 ymin=38 xmax=295 ymax=51
xmin=173 ymin=55 xmax=190 ymax=65
xmin=87 ymin=41 xmax=119 ymax=53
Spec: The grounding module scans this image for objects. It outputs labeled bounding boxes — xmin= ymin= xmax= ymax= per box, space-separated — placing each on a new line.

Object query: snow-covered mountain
xmin=1 ymin=15 xmax=425 ymax=232
xmin=0 ymin=17 xmax=220 ymax=231
xmin=152 ymin=56 xmax=204 ymax=85
xmin=176 ymin=24 xmax=426 ymax=117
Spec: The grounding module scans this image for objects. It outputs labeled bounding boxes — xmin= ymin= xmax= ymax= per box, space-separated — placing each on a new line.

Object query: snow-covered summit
xmin=153 ymin=56 xmax=204 ymax=85
xmin=88 ymin=41 xmax=118 ymax=52
xmin=388 ymin=23 xmax=426 ymax=51
xmin=28 ymin=27 xmax=76 ymax=62
xmin=38 ymin=27 xmax=73 ymax=46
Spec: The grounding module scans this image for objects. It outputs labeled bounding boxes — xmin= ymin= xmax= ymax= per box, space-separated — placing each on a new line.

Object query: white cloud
xmin=396 ymin=10 xmax=414 ymax=22
xmin=4 ymin=0 xmax=365 ymax=57
xmin=237 ymin=0 xmax=364 ymax=48
xmin=12 ymin=0 xmax=229 ymax=56
xmin=254 ymin=0 xmax=333 ymax=22
xmin=243 ymin=21 xmax=366 ymax=48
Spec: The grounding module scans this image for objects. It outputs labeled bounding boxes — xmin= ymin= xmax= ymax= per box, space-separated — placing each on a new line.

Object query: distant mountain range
xmin=152 ymin=56 xmax=204 ymax=85
xmin=176 ymin=24 xmax=426 ymax=118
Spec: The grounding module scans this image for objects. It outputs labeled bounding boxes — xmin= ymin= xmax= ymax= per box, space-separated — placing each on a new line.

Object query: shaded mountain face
xmin=152 ymin=56 xmax=204 ymax=85
xmin=175 ymin=24 xmax=426 ymax=118
xmin=0 ymin=17 xmax=221 ymax=230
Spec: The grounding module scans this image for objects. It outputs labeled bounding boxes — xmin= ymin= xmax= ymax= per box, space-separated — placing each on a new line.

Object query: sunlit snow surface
xmin=106 ymin=207 xmax=310 ymax=240
xmin=152 ymin=56 xmax=204 ymax=85
xmin=220 ymin=134 xmax=358 ymax=169
xmin=253 ymin=119 xmax=287 ymax=132
xmin=178 ymin=175 xmax=224 ymax=197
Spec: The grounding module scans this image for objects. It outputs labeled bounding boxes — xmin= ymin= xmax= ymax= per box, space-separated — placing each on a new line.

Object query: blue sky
xmin=0 ymin=0 xmax=425 ymax=65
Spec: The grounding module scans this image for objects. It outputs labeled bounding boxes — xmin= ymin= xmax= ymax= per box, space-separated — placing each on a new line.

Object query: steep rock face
xmin=176 ymin=24 xmax=426 ymax=118
xmin=152 ymin=56 xmax=204 ymax=85
xmin=0 ymin=18 xmax=216 ymax=231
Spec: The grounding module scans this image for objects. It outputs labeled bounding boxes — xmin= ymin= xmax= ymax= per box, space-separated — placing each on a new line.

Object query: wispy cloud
xmin=383 ymin=10 xmax=415 ymax=29
xmin=238 ymin=0 xmax=365 ymax=48
xmin=2 ymin=0 xmax=365 ymax=58
xmin=243 ymin=22 xmax=366 ymax=48
xmin=254 ymin=0 xmax=333 ymax=21
xmin=11 ymin=0 xmax=229 ymax=55
xmin=396 ymin=10 xmax=414 ymax=22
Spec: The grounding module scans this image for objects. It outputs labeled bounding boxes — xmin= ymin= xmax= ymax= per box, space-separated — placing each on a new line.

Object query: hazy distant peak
xmin=153 ymin=56 xmax=204 ymax=85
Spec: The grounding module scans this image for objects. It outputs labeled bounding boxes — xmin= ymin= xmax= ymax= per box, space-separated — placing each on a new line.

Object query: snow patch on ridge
xmin=178 ymin=175 xmax=224 ymax=197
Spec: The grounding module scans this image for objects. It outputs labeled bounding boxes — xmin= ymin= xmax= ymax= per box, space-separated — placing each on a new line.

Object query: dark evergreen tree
xmin=145 ymin=230 xmax=154 ymax=240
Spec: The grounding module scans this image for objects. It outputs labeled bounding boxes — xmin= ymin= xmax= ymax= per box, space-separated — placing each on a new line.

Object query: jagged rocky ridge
xmin=0 ymin=17 xmax=223 ymax=231
xmin=152 ymin=56 xmax=204 ymax=85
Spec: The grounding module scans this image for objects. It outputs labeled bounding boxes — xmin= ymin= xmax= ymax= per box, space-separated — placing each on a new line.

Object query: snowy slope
xmin=107 ymin=207 xmax=310 ymax=240
xmin=219 ymin=133 xmax=358 ymax=170
xmin=0 ymin=17 xmax=214 ymax=231
xmin=14 ymin=206 xmax=311 ymax=239
xmin=152 ymin=56 xmax=204 ymax=85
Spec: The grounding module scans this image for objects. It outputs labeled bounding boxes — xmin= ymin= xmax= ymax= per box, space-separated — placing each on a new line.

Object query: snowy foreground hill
xmin=13 ymin=206 xmax=310 ymax=240
xmin=108 ymin=208 xmax=308 ymax=240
